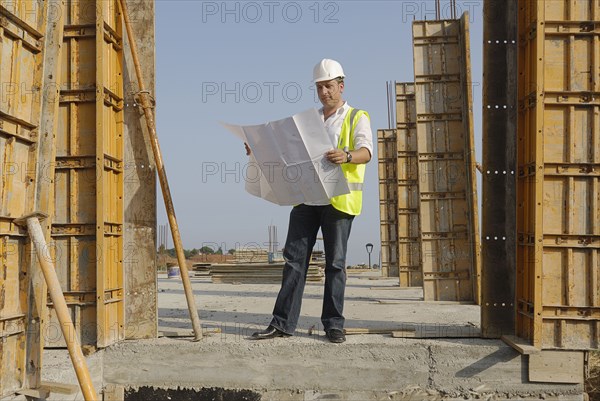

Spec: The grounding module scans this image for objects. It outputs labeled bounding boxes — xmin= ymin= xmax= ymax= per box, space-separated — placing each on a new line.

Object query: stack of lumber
xmin=311 ymin=250 xmax=325 ymax=264
xmin=234 ymin=249 xmax=269 ymax=263
xmin=192 ymin=263 xmax=211 ymax=277
xmin=210 ymin=263 xmax=324 ymax=284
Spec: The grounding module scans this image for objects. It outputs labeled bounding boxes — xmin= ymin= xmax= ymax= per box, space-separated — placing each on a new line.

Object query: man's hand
xmin=244 ymin=142 xmax=251 ymax=156
xmin=325 ymin=147 xmax=371 ymax=164
xmin=325 ymin=148 xmax=347 ymax=164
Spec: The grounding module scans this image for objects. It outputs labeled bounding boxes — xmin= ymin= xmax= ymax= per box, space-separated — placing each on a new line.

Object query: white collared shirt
xmin=305 ymin=102 xmax=373 ymax=206
xmin=319 ymin=102 xmax=373 ymax=156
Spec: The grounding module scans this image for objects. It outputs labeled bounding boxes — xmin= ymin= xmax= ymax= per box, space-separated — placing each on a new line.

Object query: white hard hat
xmin=312 ymin=59 xmax=345 ymax=83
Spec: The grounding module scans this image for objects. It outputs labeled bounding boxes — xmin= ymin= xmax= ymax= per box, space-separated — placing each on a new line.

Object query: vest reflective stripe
xmin=330 ymin=107 xmax=369 ymax=216
xmin=347 ymin=183 xmax=363 ymax=191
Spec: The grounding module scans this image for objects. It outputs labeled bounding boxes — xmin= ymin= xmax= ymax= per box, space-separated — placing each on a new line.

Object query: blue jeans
xmin=270 ymin=204 xmax=354 ymax=334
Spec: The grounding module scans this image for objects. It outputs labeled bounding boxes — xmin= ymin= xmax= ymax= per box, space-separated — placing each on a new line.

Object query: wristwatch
xmin=345 ymin=151 xmax=352 ymax=163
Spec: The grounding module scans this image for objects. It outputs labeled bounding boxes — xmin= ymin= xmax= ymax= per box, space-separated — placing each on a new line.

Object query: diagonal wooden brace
xmin=118 ymin=0 xmax=202 ymax=340
xmin=14 ymin=213 xmax=98 ymax=401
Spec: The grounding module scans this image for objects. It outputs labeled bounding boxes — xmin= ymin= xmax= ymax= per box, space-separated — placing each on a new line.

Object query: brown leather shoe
xmin=250 ymin=325 xmax=291 ymax=340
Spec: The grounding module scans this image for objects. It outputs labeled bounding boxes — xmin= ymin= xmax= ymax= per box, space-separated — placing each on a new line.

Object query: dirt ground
xmin=587 ymin=352 xmax=600 ymax=400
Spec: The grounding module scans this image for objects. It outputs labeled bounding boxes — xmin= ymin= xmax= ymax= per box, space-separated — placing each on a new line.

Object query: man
xmin=250 ymin=59 xmax=373 ymax=343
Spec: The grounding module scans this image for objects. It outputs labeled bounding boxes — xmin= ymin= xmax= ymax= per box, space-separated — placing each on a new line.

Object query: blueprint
xmin=222 ymin=108 xmax=350 ymax=206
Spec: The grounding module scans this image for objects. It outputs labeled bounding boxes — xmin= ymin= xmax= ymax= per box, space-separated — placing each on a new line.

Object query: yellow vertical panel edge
xmin=95 ymin=0 xmax=105 ymax=349
xmin=532 ymin=0 xmax=544 ymax=351
xmin=377 ymin=128 xmax=398 ymax=278
xmin=395 ymin=82 xmax=422 ymax=287
xmin=516 ymin=0 xmax=536 ymax=348
xmin=95 ymin=0 xmax=124 ymax=348
xmin=0 ymin=0 xmax=46 ymax=396
xmin=112 ymin=0 xmax=124 ymax=346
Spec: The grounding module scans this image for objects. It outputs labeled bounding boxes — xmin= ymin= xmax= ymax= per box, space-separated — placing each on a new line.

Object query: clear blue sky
xmin=154 ymin=0 xmax=484 ymax=265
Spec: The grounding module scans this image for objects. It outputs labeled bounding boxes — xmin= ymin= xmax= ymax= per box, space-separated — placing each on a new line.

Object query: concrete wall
xmin=122 ymin=0 xmax=158 ymax=340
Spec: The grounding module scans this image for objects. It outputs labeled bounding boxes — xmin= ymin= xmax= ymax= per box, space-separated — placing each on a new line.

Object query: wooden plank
xmin=16 ymin=388 xmax=51 ymax=399
xmin=392 ymin=327 xmax=480 ymax=338
xmin=344 ymin=328 xmax=403 ymax=335
xmin=159 ymin=328 xmax=221 ymax=337
xmin=528 ymin=351 xmax=584 ymax=384
xmin=103 ymin=384 xmax=125 ymax=401
xmin=375 ymin=299 xmax=474 ymax=305
xmin=345 ymin=326 xmax=480 ymax=338
xmin=159 ymin=330 xmax=194 ymax=337
xmin=210 ymin=263 xmax=323 ymax=284
xmin=369 ymin=287 xmax=407 ymax=290
xmin=40 ymin=381 xmax=79 ymax=395
xmin=501 ymin=335 xmax=540 ymax=355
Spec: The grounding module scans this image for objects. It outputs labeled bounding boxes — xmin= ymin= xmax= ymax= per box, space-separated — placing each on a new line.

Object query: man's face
xmin=316 ymin=79 xmax=344 ymax=108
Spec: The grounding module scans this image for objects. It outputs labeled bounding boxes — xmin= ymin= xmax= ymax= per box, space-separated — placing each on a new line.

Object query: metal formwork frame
xmin=378 ymin=128 xmax=399 ymax=278
xmin=0 ymin=0 xmax=47 ymax=395
xmin=517 ymin=0 xmax=600 ymax=350
xmin=395 ymin=82 xmax=422 ymax=287
xmin=51 ymin=0 xmax=124 ymax=348
xmin=412 ymin=13 xmax=480 ymax=302
xmin=481 ymin=0 xmax=518 ymax=338
xmin=96 ymin=0 xmax=124 ymax=348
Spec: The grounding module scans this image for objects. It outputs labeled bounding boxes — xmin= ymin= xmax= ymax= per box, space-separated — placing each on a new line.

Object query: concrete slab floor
xmin=157 ymin=270 xmax=481 ymax=340
xmin=38 ymin=271 xmax=584 ymax=401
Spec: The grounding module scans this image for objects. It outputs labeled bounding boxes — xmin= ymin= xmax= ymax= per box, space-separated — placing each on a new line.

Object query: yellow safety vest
xmin=330 ymin=108 xmax=369 ymax=216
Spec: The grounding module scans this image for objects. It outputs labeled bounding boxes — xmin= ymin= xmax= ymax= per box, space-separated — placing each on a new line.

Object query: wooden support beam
xmin=103 ymin=384 xmax=125 ymax=401
xmin=16 ymin=388 xmax=51 ymax=399
xmin=501 ymin=335 xmax=540 ymax=355
xmin=40 ymin=381 xmax=79 ymax=395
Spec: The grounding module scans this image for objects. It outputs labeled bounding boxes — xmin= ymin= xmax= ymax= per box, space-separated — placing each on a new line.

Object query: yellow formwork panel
xmin=378 ymin=129 xmax=398 ymax=278
xmin=0 ymin=0 xmax=46 ymax=396
xmin=412 ymin=14 xmax=480 ymax=302
xmin=50 ymin=0 xmax=124 ymax=348
xmin=395 ymin=83 xmax=422 ymax=287
xmin=0 ymin=235 xmax=30 ymax=397
xmin=517 ymin=0 xmax=600 ymax=350
xmin=95 ymin=0 xmax=124 ymax=348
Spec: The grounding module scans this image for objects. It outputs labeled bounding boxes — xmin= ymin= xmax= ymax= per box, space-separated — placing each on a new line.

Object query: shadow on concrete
xmin=158 ymin=308 xmax=484 ymax=345
xmin=158 ymin=287 xmax=402 ymax=303
xmin=345 ymin=282 xmax=401 ymax=289
xmin=455 ymin=347 xmax=521 ymax=378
